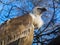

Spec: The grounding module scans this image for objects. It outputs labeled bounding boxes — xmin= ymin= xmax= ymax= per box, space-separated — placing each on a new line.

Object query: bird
xmin=0 ymin=6 xmax=47 ymax=45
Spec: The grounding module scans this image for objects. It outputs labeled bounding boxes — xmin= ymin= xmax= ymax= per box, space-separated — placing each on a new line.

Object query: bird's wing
xmin=0 ymin=14 xmax=33 ymax=44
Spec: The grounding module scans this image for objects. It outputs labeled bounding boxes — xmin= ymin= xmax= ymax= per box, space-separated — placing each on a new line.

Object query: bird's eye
xmin=37 ymin=8 xmax=41 ymax=10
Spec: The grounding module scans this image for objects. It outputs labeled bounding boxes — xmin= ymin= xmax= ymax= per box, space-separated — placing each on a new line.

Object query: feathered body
xmin=0 ymin=6 xmax=46 ymax=45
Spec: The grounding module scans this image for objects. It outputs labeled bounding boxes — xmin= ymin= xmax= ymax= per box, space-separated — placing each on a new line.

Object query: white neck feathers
xmin=29 ymin=13 xmax=44 ymax=29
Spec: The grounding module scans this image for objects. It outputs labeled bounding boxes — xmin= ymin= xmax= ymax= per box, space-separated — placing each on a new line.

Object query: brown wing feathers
xmin=0 ymin=14 xmax=33 ymax=45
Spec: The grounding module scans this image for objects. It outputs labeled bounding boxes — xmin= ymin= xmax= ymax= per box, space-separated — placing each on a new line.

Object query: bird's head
xmin=32 ymin=6 xmax=47 ymax=29
xmin=32 ymin=6 xmax=47 ymax=16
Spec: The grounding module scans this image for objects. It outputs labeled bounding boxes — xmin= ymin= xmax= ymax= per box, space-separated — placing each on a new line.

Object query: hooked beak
xmin=37 ymin=7 xmax=47 ymax=13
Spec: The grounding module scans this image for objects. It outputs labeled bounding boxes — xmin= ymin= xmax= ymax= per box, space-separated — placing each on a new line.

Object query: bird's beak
xmin=37 ymin=7 xmax=47 ymax=13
